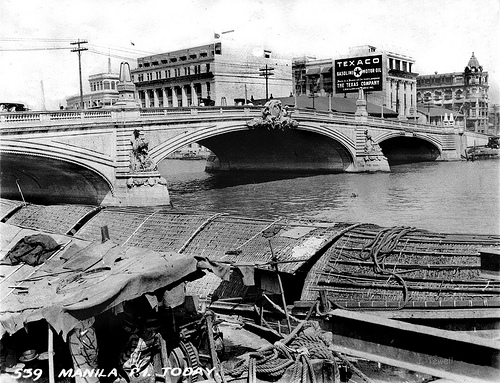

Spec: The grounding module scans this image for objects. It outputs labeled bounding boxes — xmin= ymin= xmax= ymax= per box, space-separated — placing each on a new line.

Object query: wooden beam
xmin=320 ymin=309 xmax=500 ymax=382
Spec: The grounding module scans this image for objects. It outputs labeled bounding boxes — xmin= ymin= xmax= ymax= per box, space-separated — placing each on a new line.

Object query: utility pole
xmin=71 ymin=39 xmax=88 ymax=110
xmin=259 ymin=64 xmax=274 ymax=101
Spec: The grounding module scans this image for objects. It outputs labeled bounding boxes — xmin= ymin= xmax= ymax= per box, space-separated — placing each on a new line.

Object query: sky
xmin=1 ymin=0 xmax=499 ymax=110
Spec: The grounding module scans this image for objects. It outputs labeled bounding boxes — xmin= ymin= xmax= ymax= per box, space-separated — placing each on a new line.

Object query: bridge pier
xmin=102 ymin=172 xmax=170 ymax=207
xmin=346 ymin=154 xmax=391 ymax=173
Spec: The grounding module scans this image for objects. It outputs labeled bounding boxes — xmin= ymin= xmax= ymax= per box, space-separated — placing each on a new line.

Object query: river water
xmin=158 ymin=159 xmax=500 ymax=236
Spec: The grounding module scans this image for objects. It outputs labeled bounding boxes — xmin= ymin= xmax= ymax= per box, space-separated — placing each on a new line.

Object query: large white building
xmin=130 ymin=37 xmax=293 ymax=108
xmin=66 ymin=60 xmax=120 ymax=109
xmin=293 ymin=45 xmax=418 ymax=119
xmin=416 ymin=53 xmax=490 ymax=134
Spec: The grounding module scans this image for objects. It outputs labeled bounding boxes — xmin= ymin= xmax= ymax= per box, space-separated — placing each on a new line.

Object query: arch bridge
xmin=0 ymin=106 xmax=469 ymax=206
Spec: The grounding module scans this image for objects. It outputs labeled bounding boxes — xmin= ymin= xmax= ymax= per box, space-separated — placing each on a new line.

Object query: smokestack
xmin=40 ymin=80 xmax=46 ymax=111
xmin=108 ymin=50 xmax=112 ymax=73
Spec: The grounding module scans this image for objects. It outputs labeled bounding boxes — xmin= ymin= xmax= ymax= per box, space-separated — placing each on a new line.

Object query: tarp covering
xmin=0 ymin=223 xmax=201 ymax=338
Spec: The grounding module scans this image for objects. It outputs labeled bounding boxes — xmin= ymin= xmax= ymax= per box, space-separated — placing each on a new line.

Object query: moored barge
xmin=1 ymin=198 xmax=499 ymax=382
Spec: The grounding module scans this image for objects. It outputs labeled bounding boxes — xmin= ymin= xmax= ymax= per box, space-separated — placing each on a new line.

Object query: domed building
xmin=416 ymin=53 xmax=490 ymax=133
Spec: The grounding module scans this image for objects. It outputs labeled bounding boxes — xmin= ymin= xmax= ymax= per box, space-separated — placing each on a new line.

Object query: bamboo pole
xmin=48 ymin=323 xmax=55 ymax=383
xmin=267 ymin=238 xmax=292 ymax=333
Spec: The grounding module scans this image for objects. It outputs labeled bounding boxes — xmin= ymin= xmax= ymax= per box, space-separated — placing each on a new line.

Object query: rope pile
xmin=226 ymin=322 xmax=339 ymax=383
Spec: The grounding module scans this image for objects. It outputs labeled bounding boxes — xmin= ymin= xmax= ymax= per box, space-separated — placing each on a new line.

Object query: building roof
xmin=417 ymin=105 xmax=464 ymax=118
xmin=467 ymin=52 xmax=481 ymax=70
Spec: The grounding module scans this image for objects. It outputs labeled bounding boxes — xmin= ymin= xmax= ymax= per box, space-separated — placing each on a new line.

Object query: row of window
xmin=138 ymin=43 xmax=222 ymax=68
xmin=417 ymin=75 xmax=488 ymax=87
xmin=135 ymin=64 xmax=211 ymax=82
xmin=90 ymin=81 xmax=117 ymax=92
xmin=388 ymin=58 xmax=413 ymax=73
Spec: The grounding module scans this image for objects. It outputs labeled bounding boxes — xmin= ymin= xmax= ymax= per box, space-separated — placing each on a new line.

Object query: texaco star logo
xmin=354 ymin=67 xmax=363 ymax=77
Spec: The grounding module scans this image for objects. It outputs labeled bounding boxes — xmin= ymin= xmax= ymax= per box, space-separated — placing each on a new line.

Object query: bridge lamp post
xmin=309 ymin=91 xmax=318 ymax=110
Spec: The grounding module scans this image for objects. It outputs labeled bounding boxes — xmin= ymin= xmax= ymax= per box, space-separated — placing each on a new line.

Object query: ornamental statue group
xmin=247 ymin=100 xmax=299 ymax=130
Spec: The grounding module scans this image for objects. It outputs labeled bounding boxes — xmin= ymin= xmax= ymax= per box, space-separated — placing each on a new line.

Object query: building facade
xmin=66 ymin=71 xmax=120 ymax=110
xmin=131 ymin=38 xmax=293 ymax=108
xmin=416 ymin=53 xmax=490 ymax=133
xmin=292 ymin=45 xmax=418 ymax=119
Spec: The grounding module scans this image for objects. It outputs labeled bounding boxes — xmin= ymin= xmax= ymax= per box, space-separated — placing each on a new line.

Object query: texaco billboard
xmin=335 ymin=55 xmax=383 ymax=93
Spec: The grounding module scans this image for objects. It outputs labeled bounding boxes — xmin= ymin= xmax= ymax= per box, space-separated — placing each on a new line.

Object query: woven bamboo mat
xmin=5 ymin=203 xmax=99 ymax=235
xmin=300 ymin=224 xmax=500 ymax=307
xmin=0 ymin=199 xmax=24 ymax=221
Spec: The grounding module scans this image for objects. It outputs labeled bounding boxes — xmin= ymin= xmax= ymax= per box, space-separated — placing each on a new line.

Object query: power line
xmin=88 ymin=48 xmax=136 ymax=62
xmin=0 ymin=37 xmax=75 ymax=42
xmin=0 ymin=47 xmax=70 ymax=51
xmin=88 ymin=43 xmax=155 ymax=56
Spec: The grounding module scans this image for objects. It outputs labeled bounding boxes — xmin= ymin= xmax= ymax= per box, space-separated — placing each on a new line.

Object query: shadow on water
xmin=158 ymin=159 xmax=329 ymax=194
xmin=169 ymin=171 xmax=329 ymax=194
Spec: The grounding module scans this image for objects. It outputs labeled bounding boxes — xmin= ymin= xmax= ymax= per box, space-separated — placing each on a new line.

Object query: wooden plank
xmin=320 ymin=309 xmax=500 ymax=382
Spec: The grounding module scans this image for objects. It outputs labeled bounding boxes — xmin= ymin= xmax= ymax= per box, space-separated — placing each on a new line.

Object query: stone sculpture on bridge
xmin=363 ymin=129 xmax=384 ymax=161
xmin=247 ymin=100 xmax=298 ymax=130
xmin=130 ymin=129 xmax=157 ymax=172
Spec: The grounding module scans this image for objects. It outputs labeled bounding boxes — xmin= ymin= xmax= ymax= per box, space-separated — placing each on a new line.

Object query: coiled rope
xmin=226 ymin=322 xmax=337 ymax=382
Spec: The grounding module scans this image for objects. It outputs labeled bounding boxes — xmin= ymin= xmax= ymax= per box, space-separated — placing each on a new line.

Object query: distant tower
xmin=115 ymin=62 xmax=140 ymax=108
xmin=463 ymin=52 xmax=489 ymax=132
xmin=464 ymin=52 xmax=483 ymax=85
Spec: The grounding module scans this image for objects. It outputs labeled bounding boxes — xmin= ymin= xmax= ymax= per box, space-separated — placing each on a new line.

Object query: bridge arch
xmin=0 ymin=149 xmax=114 ymax=205
xmin=375 ymin=132 xmax=442 ymax=165
xmin=149 ymin=121 xmax=356 ymax=173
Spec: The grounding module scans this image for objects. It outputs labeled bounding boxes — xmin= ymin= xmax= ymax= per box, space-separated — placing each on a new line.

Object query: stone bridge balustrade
xmin=0 ymin=106 xmax=484 ymax=206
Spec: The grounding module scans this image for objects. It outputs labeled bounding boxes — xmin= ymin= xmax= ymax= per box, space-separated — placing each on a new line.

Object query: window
xmin=206 ymin=63 xmax=210 ymax=73
xmin=104 ymin=81 xmax=110 ymax=90
xmin=111 ymin=82 xmax=115 ymax=90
